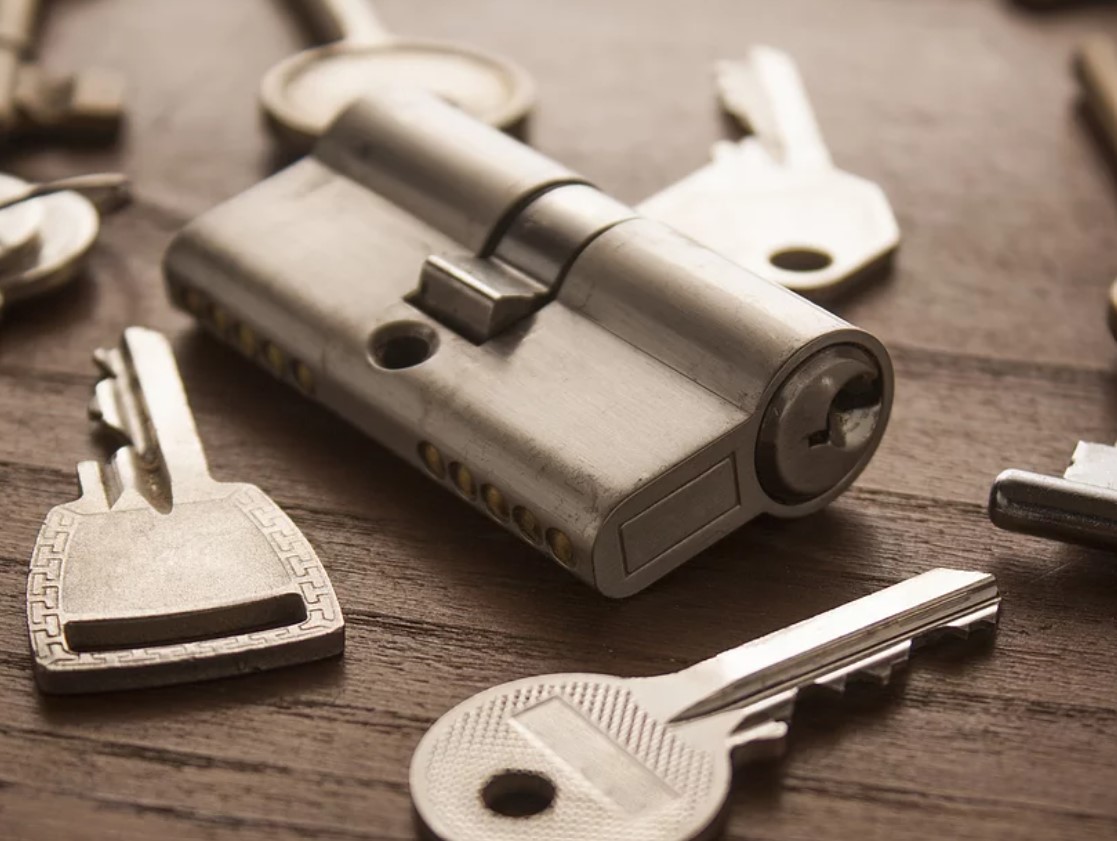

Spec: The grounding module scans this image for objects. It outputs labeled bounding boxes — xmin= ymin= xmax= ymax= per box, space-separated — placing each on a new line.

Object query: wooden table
xmin=2 ymin=1 xmax=1116 ymax=838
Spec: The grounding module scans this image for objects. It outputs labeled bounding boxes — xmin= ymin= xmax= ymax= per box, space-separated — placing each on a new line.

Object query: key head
xmin=0 ymin=173 xmax=45 ymax=265
xmin=27 ymin=474 xmax=344 ymax=693
xmin=260 ymin=39 xmax=535 ymax=151
xmin=411 ymin=673 xmax=735 ymax=841
xmin=13 ymin=64 xmax=126 ymax=142
xmin=0 ymin=171 xmax=104 ymax=311
xmin=640 ymin=147 xmax=900 ymax=298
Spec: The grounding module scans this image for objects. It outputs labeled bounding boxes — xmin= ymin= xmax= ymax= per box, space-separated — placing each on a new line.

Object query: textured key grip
xmin=410 ymin=675 xmax=731 ymax=841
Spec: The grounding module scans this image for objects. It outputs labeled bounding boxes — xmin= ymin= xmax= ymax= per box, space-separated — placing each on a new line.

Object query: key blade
xmin=718 ymin=46 xmax=833 ymax=170
xmin=0 ymin=172 xmax=131 ymax=214
xmin=665 ymin=568 xmax=999 ymax=723
xmin=296 ymin=0 xmax=391 ymax=44
xmin=90 ymin=346 xmax=155 ymax=458
xmin=988 ymin=440 xmax=1117 ymax=549
xmin=93 ymin=328 xmax=213 ymax=500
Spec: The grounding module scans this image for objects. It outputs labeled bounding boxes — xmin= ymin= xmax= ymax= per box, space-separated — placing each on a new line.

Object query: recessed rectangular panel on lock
xmin=164 ymin=91 xmax=893 ymax=597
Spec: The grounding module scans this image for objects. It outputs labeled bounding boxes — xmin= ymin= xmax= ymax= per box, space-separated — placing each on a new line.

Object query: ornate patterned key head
xmin=26 ymin=327 xmax=345 ymax=693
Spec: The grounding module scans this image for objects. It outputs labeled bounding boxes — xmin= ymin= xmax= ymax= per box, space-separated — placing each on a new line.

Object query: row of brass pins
xmin=171 ymin=282 xmax=316 ymax=397
xmin=417 ymin=441 xmax=576 ymax=569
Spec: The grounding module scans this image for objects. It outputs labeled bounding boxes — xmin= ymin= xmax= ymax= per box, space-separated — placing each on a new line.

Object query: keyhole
xmin=481 ymin=771 xmax=556 ymax=818
xmin=807 ymin=373 xmax=881 ymax=450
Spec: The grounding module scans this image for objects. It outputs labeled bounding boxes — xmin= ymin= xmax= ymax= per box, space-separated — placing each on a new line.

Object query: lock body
xmin=165 ymin=92 xmax=893 ymax=597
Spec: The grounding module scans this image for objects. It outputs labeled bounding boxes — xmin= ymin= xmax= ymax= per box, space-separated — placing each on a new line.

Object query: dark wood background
xmin=2 ymin=1 xmax=1117 ymax=838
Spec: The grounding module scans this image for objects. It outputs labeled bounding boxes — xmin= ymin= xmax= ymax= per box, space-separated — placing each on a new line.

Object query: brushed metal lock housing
xmin=164 ymin=90 xmax=894 ymax=597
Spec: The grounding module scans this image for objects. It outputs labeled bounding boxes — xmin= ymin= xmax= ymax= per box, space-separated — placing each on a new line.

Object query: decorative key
xmin=260 ymin=0 xmax=535 ymax=150
xmin=26 ymin=327 xmax=345 ymax=693
xmin=410 ymin=568 xmax=999 ymax=841
xmin=990 ymin=438 xmax=1117 ymax=549
xmin=0 ymin=170 xmax=129 ymax=316
xmin=639 ymin=46 xmax=900 ymax=299
xmin=0 ymin=0 xmax=125 ymax=143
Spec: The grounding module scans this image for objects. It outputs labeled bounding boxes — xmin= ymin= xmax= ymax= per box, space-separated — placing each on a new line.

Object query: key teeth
xmin=816 ymin=672 xmax=848 ymax=693
xmin=90 ymin=378 xmax=132 ymax=446
xmin=859 ymin=662 xmax=897 ymax=685
xmin=937 ymin=604 xmax=1001 ymax=637
xmin=76 ymin=460 xmax=105 ymax=499
xmin=715 ymin=59 xmax=762 ymax=134
xmin=815 ymin=641 xmax=913 ymax=694
xmin=729 ymin=720 xmax=789 ymax=765
xmin=92 ymin=347 xmax=114 ymax=377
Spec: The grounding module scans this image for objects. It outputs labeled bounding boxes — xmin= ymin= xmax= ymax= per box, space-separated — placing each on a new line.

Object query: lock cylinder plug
xmin=755 ymin=344 xmax=886 ymax=505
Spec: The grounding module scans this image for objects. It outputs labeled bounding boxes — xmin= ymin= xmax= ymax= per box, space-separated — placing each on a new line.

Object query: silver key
xmin=639 ymin=46 xmax=900 ymax=299
xmin=0 ymin=171 xmax=130 ymax=316
xmin=26 ymin=327 xmax=345 ymax=693
xmin=0 ymin=0 xmax=125 ymax=143
xmin=410 ymin=568 xmax=999 ymax=841
xmin=260 ymin=0 xmax=535 ymax=150
xmin=990 ymin=439 xmax=1117 ymax=549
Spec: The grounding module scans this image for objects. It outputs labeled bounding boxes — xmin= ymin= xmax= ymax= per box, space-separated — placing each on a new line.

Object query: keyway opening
xmin=809 ymin=372 xmax=882 ymax=451
xmin=756 ymin=344 xmax=889 ymax=505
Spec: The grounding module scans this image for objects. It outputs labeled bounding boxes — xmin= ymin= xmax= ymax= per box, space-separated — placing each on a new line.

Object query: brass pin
xmin=483 ymin=484 xmax=509 ymax=520
xmin=450 ymin=462 xmax=476 ymax=499
xmin=418 ymin=442 xmax=446 ymax=479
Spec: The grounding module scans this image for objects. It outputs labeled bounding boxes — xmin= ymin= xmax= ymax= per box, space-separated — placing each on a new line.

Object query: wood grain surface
xmin=2 ymin=1 xmax=1117 ymax=839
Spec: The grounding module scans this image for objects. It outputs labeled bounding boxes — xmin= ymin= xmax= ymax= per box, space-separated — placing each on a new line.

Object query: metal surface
xmin=990 ymin=439 xmax=1117 ymax=548
xmin=165 ymin=90 xmax=893 ymax=597
xmin=26 ymin=327 xmax=345 ymax=693
xmin=409 ymin=568 xmax=1000 ymax=841
xmin=0 ymin=0 xmax=124 ymax=143
xmin=755 ymin=344 xmax=884 ymax=502
xmin=639 ymin=46 xmax=900 ymax=299
xmin=0 ymin=171 xmax=128 ymax=313
xmin=260 ymin=0 xmax=535 ymax=150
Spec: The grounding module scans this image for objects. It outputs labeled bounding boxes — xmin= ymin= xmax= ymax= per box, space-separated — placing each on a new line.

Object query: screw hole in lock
xmin=769 ymin=247 xmax=833 ymax=273
xmin=369 ymin=321 xmax=438 ymax=370
xmin=481 ymin=770 xmax=556 ymax=818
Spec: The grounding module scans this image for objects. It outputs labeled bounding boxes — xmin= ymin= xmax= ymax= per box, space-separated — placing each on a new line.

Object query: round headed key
xmin=260 ymin=0 xmax=535 ymax=149
xmin=410 ymin=570 xmax=1001 ymax=841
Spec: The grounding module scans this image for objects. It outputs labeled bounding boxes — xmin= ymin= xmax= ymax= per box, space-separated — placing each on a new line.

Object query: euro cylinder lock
xmin=165 ymin=90 xmax=893 ymax=597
